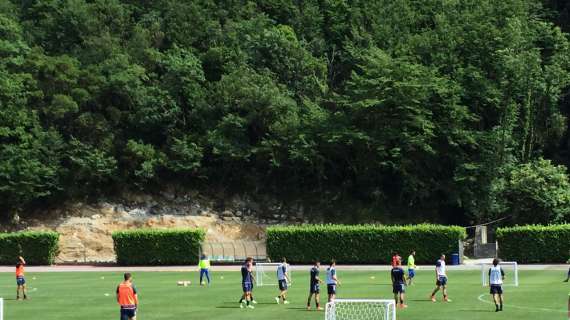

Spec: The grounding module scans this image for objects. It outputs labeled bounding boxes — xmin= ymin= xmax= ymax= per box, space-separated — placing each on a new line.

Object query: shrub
xmin=267 ymin=224 xmax=466 ymax=264
xmin=0 ymin=231 xmax=59 ymax=265
xmin=112 ymin=229 xmax=206 ymax=265
xmin=496 ymin=224 xmax=570 ymax=263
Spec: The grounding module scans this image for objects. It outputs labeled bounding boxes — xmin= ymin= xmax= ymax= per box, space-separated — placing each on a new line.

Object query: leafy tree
xmin=503 ymin=158 xmax=570 ymax=224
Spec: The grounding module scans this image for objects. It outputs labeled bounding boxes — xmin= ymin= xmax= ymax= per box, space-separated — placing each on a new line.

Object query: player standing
xmin=199 ymin=254 xmax=211 ymax=286
xmin=307 ymin=260 xmax=323 ymax=310
xmin=275 ymin=257 xmax=290 ymax=304
xmin=326 ymin=260 xmax=340 ymax=303
xmin=16 ymin=256 xmax=27 ymax=300
xmin=407 ymin=250 xmax=416 ymax=285
xmin=239 ymin=257 xmax=255 ymax=309
xmin=430 ymin=254 xmax=450 ymax=302
xmin=117 ymin=273 xmax=138 ymax=320
xmin=391 ymin=252 xmax=401 ymax=267
xmin=488 ymin=258 xmax=505 ymax=312
xmin=391 ymin=258 xmax=408 ymax=309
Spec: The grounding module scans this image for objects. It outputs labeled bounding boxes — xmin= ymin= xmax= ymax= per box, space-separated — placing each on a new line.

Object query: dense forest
xmin=1 ymin=0 xmax=570 ymax=224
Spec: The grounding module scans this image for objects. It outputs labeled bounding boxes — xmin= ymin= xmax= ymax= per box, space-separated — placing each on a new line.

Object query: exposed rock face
xmin=18 ymin=191 xmax=306 ymax=263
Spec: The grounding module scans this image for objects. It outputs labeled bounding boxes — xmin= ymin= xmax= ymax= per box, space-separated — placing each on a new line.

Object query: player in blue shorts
xmin=275 ymin=257 xmax=291 ymax=304
xmin=391 ymin=257 xmax=408 ymax=309
xmin=16 ymin=256 xmax=27 ymax=300
xmin=407 ymin=250 xmax=416 ymax=285
xmin=430 ymin=254 xmax=450 ymax=302
xmin=307 ymin=260 xmax=323 ymax=310
xmin=326 ymin=260 xmax=340 ymax=303
xmin=239 ymin=257 xmax=255 ymax=309
xmin=488 ymin=258 xmax=505 ymax=312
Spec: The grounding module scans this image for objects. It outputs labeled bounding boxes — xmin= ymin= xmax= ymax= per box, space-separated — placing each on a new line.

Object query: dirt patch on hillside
xmin=23 ymin=203 xmax=266 ymax=263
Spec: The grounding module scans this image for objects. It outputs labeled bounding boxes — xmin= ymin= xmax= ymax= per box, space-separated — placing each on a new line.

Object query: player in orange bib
xmin=16 ymin=256 xmax=27 ymax=300
xmin=117 ymin=273 xmax=139 ymax=320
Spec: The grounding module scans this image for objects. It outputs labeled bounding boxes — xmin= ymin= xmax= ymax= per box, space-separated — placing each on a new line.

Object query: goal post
xmin=325 ymin=299 xmax=396 ymax=320
xmin=481 ymin=261 xmax=518 ymax=287
xmin=255 ymin=262 xmax=292 ymax=287
xmin=0 ymin=297 xmax=4 ymax=320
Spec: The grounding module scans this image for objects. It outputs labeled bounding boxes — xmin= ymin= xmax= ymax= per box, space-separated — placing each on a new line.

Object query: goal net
xmin=481 ymin=261 xmax=518 ymax=287
xmin=325 ymin=299 xmax=396 ymax=320
xmin=255 ymin=263 xmax=292 ymax=287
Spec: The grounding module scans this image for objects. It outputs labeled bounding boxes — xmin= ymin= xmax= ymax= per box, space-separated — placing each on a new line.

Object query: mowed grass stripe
xmin=0 ymin=270 xmax=566 ymax=320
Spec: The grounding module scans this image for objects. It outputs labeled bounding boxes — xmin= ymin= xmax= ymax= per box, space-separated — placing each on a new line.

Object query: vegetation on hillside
xmin=1 ymin=0 xmax=570 ymax=224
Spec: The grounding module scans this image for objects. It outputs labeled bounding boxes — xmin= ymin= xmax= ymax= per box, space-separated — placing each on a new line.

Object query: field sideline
xmin=0 ymin=267 xmax=568 ymax=320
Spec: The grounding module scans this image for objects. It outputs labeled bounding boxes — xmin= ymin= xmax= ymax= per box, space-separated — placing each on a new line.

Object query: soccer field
xmin=1 ymin=269 xmax=567 ymax=320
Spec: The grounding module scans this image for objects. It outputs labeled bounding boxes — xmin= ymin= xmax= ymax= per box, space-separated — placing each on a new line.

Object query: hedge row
xmin=0 ymin=231 xmax=59 ymax=265
xmin=496 ymin=225 xmax=570 ymax=263
xmin=267 ymin=224 xmax=466 ymax=264
xmin=112 ymin=229 xmax=206 ymax=265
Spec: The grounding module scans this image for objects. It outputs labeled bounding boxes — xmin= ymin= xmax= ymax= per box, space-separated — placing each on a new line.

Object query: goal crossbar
xmin=480 ymin=261 xmax=518 ymax=287
xmin=325 ymin=299 xmax=396 ymax=320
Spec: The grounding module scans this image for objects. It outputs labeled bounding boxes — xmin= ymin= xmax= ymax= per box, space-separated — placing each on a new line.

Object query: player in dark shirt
xmin=391 ymin=257 xmax=407 ymax=309
xmin=306 ymin=260 xmax=323 ymax=310
xmin=239 ymin=257 xmax=255 ymax=309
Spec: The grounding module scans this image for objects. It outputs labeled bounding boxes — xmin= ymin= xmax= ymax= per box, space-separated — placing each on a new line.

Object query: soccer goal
xmin=325 ymin=299 xmax=396 ymax=320
xmin=481 ymin=261 xmax=519 ymax=287
xmin=0 ymin=297 xmax=4 ymax=320
xmin=255 ymin=263 xmax=292 ymax=286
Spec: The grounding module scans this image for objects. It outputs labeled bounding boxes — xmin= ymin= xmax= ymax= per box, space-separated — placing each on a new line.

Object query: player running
xmin=239 ymin=257 xmax=255 ymax=309
xmin=199 ymin=254 xmax=211 ymax=286
xmin=117 ymin=273 xmax=138 ymax=320
xmin=275 ymin=257 xmax=291 ymax=304
xmin=488 ymin=258 xmax=505 ymax=312
xmin=407 ymin=250 xmax=416 ymax=285
xmin=430 ymin=254 xmax=450 ymax=302
xmin=391 ymin=258 xmax=408 ymax=309
xmin=307 ymin=260 xmax=323 ymax=311
xmin=16 ymin=256 xmax=27 ymax=300
xmin=326 ymin=260 xmax=340 ymax=303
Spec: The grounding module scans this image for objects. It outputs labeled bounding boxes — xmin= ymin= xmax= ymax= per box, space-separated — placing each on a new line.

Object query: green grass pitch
xmin=0 ymin=269 xmax=567 ymax=319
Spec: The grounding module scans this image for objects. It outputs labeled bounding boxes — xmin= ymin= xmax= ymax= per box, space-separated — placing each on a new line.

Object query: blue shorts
xmin=408 ymin=269 xmax=415 ymax=278
xmin=327 ymin=284 xmax=336 ymax=295
xmin=392 ymin=283 xmax=406 ymax=294
xmin=242 ymin=282 xmax=253 ymax=292
xmin=436 ymin=276 xmax=447 ymax=286
xmin=278 ymin=279 xmax=288 ymax=291
xmin=120 ymin=308 xmax=136 ymax=320
xmin=490 ymin=285 xmax=503 ymax=295
xmin=310 ymin=283 xmax=320 ymax=294
xmin=17 ymin=277 xmax=25 ymax=286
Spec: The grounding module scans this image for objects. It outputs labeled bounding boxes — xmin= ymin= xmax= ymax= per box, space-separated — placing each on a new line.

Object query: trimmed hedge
xmin=113 ymin=229 xmax=206 ymax=265
xmin=496 ymin=225 xmax=570 ymax=263
xmin=267 ymin=224 xmax=466 ymax=264
xmin=0 ymin=231 xmax=59 ymax=265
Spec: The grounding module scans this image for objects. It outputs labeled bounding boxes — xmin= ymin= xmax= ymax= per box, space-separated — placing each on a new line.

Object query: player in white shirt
xmin=430 ymin=254 xmax=450 ymax=302
xmin=488 ymin=258 xmax=505 ymax=312
xmin=275 ymin=257 xmax=291 ymax=304
xmin=326 ymin=260 xmax=341 ymax=303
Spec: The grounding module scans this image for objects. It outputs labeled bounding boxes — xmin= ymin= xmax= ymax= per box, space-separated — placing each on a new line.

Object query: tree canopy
xmin=1 ymin=0 xmax=570 ymax=224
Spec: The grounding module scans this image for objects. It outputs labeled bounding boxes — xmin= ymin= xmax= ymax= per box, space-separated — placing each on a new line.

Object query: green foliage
xmin=267 ymin=224 xmax=466 ymax=264
xmin=1 ymin=1 xmax=570 ymax=225
xmin=0 ymin=231 xmax=59 ymax=265
xmin=112 ymin=229 xmax=206 ymax=265
xmin=496 ymin=224 xmax=570 ymax=263
xmin=503 ymin=158 xmax=570 ymax=224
